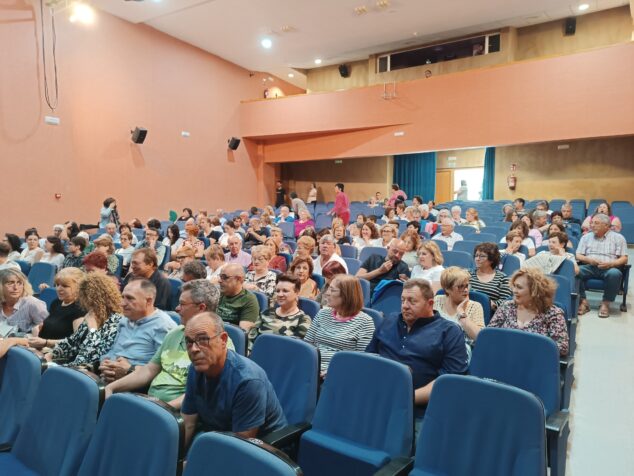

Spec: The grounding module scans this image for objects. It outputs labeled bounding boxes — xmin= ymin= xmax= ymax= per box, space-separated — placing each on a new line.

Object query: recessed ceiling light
xmin=354 ymin=6 xmax=367 ymax=15
xmin=578 ymin=3 xmax=589 ymax=11
xmin=260 ymin=38 xmax=272 ymax=49
xmin=314 ymin=58 xmax=322 ymax=65
xmin=288 ymin=73 xmax=294 ymax=78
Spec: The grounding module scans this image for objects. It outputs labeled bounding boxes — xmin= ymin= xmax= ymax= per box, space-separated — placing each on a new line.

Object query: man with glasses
xmin=431 ymin=218 xmax=463 ymax=251
xmin=217 ymin=263 xmax=259 ymax=331
xmin=104 ymin=280 xmax=233 ymax=408
xmin=356 ymin=238 xmax=411 ymax=293
xmin=181 ymin=312 xmax=286 ymax=446
xmin=224 ymin=235 xmax=252 ymax=268
xmin=134 ymin=226 xmax=167 ymax=266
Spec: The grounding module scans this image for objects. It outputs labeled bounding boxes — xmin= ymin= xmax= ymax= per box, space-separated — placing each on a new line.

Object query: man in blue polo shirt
xmin=181 ymin=312 xmax=286 ymax=447
xmin=366 ymin=279 xmax=467 ymax=427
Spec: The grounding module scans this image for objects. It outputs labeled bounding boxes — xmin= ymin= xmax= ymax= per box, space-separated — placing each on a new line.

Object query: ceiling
xmin=91 ymin=0 xmax=629 ymax=88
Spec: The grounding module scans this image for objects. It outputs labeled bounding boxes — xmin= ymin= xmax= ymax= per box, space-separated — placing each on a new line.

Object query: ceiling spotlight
xmin=578 ymin=3 xmax=589 ymax=11
xmin=354 ymin=6 xmax=368 ymax=15
xmin=261 ymin=38 xmax=273 ymax=49
xmin=314 ymin=58 xmax=322 ymax=65
xmin=376 ymin=0 xmax=390 ymax=9
xmin=69 ymin=2 xmax=95 ymax=24
xmin=280 ymin=25 xmax=296 ymax=33
xmin=288 ymin=73 xmax=294 ymax=78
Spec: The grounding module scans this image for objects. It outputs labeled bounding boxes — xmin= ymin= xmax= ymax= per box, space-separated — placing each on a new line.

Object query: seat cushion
xmin=0 ymin=453 xmax=38 ymax=475
xmin=298 ymin=429 xmax=390 ymax=476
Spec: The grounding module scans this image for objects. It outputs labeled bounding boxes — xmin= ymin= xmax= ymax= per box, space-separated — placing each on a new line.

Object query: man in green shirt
xmin=104 ymin=279 xmax=233 ymax=409
xmin=216 ymin=263 xmax=259 ymax=331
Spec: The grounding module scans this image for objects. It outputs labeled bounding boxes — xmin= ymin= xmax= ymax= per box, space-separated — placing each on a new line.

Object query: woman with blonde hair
xmin=263 ymin=238 xmax=287 ymax=272
xmin=94 ymin=235 xmax=119 ymax=274
xmin=295 ymin=235 xmax=316 ymax=260
xmin=28 ymin=268 xmax=86 ymax=348
xmin=46 ymin=273 xmax=124 ymax=367
xmin=204 ymin=244 xmax=226 ymax=284
xmin=244 ymin=245 xmax=278 ymax=299
xmin=0 ymin=269 xmax=48 ymax=334
xmin=379 ymin=224 xmax=397 ymax=248
xmin=410 ymin=241 xmax=444 ymax=292
xmin=400 ymin=230 xmax=421 ymax=270
xmin=465 ymin=207 xmax=486 ymax=231
xmin=488 ymin=268 xmax=569 ymax=356
xmin=304 ymin=275 xmax=374 ymax=376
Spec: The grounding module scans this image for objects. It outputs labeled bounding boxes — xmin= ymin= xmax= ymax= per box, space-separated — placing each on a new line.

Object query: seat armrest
xmin=560 ymin=355 xmax=574 ymax=368
xmin=546 ymin=410 xmax=570 ymax=435
xmin=261 ymin=422 xmax=312 ymax=448
xmin=373 ymin=456 xmax=415 ymax=476
xmin=0 ymin=443 xmax=11 ymax=452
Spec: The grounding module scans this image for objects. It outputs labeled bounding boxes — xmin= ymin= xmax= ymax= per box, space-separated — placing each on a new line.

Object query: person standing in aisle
xmin=328 ymin=183 xmax=351 ymax=225
xmin=275 ymin=181 xmax=286 ymax=208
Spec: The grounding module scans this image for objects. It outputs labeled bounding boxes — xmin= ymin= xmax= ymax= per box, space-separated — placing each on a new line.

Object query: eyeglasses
xmin=453 ymin=284 xmax=469 ymax=290
xmin=474 ymin=254 xmax=489 ymax=260
xmin=175 ymin=256 xmax=188 ymax=261
xmin=252 ymin=256 xmax=268 ymax=262
xmin=219 ymin=274 xmax=238 ymax=281
xmin=178 ymin=300 xmax=196 ymax=307
xmin=185 ymin=331 xmax=222 ymax=349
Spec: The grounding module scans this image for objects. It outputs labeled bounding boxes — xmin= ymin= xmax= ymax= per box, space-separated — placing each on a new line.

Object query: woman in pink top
xmin=387 ymin=184 xmax=407 ymax=207
xmin=328 ymin=183 xmax=350 ymax=225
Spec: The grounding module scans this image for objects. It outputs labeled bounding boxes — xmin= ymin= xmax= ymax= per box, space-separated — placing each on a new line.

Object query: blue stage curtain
xmin=393 ymin=152 xmax=436 ymax=202
xmin=482 ymin=147 xmax=495 ymax=200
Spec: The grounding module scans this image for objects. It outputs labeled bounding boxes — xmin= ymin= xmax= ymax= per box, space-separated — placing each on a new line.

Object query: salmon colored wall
xmin=240 ymin=43 xmax=634 ymax=163
xmin=0 ymin=2 xmax=303 ymax=234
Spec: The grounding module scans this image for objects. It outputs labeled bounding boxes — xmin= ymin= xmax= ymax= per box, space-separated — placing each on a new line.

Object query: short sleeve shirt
xmin=217 ymin=290 xmax=260 ymax=326
xmin=360 ymin=255 xmax=410 ymax=292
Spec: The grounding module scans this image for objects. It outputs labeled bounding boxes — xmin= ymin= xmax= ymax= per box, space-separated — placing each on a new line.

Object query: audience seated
xmin=3 ymin=233 xmax=23 ymax=261
xmin=294 ymin=209 xmax=315 ymax=238
xmin=204 ymin=244 xmax=226 ymax=283
xmin=181 ymin=260 xmax=208 ymax=282
xmin=46 ymin=273 xmax=123 ymax=367
xmin=524 ymin=231 xmax=579 ymax=274
xmin=248 ymin=274 xmax=311 ymax=350
xmin=244 ymin=245 xmax=277 ymax=299
xmin=313 ymin=235 xmax=348 ymax=275
xmin=163 ymin=224 xmax=184 ymax=255
xmin=357 ymin=238 xmax=410 ymax=293
xmin=294 ymin=235 xmax=316 ymax=261
xmin=122 ymin=248 xmax=171 ymax=310
xmin=502 ymin=220 xmax=536 ymax=257
xmin=263 ymin=238 xmax=288 ymax=272
xmin=561 ymin=202 xmax=581 ymax=226
xmin=39 ymin=236 xmax=66 ymax=271
xmin=0 ymin=243 xmax=19 ymax=271
xmin=269 ymin=226 xmax=292 ymax=254
xmin=544 ymin=222 xmax=574 ymax=248
xmin=315 ymin=260 xmax=347 ymax=307
xmin=134 ymin=226 xmax=166 ymax=266
xmin=243 ymin=217 xmax=268 ymax=249
xmin=332 ymin=219 xmax=352 ymax=246
xmin=224 ymin=235 xmax=252 ymax=268
xmin=487 ymin=268 xmax=569 ymax=356
xmin=464 ymin=207 xmax=486 ymax=231
xmin=500 ymin=230 xmax=526 ymax=266
xmin=431 ymin=219 xmax=463 ymax=250
xmin=400 ymin=230 xmax=421 ymax=270
xmin=469 ymin=242 xmax=513 ymax=312
xmin=305 ymin=275 xmax=374 ymax=377
xmin=28 ymin=268 xmax=85 ymax=348
xmin=451 ymin=205 xmax=466 ymax=226
xmin=104 ymin=222 xmax=120 ymax=244
xmin=99 ymin=278 xmax=176 ymax=383
xmin=19 ymin=230 xmax=44 ymax=264
xmin=513 ymin=198 xmax=527 ymax=216
xmin=274 ymin=205 xmax=295 ymax=224
xmin=366 ymin=279 xmax=468 ymax=427
xmin=352 ymin=221 xmax=381 ymax=252
xmin=576 ymin=214 xmax=628 ymax=318
xmin=217 ymin=263 xmax=260 ymax=331
xmin=434 ymin=267 xmax=484 ymax=357
xmin=165 ymin=246 xmax=196 ymax=280
xmin=181 ymin=312 xmax=287 ymax=445
xmin=104 ymin=280 xmax=227 ymax=409
xmin=183 ymin=223 xmax=205 ymax=258
xmin=531 ymin=210 xmax=550 ymax=239
xmin=379 ymin=224 xmax=397 ymax=247
xmin=410 ymin=240 xmax=445 ymax=292
xmin=93 ymin=235 xmax=119 ymax=274
xmin=217 ymin=221 xmax=242 ymax=249
xmin=289 ymin=256 xmax=318 ymax=299
xmin=582 ymin=201 xmax=623 ymax=233
xmin=114 ymin=232 xmax=134 ymax=270
xmin=0 ymin=269 xmax=48 ymax=335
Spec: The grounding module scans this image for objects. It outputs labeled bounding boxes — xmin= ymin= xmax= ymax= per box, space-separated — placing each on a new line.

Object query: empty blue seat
xmin=167 ymin=278 xmax=182 ymax=311
xmin=38 ymin=287 xmax=58 ymax=311
xmin=298 ymin=297 xmax=321 ymax=320
xmin=224 ymin=323 xmax=247 ymax=356
xmin=441 ymin=250 xmax=474 ymax=270
xmin=311 ymin=273 xmax=325 ymax=290
xmin=339 ymin=244 xmax=358 ymax=259
xmin=358 ymin=278 xmax=371 ymax=307
xmin=278 ymin=222 xmax=295 ymax=239
xmin=500 ymin=253 xmax=521 ymax=277
xmin=342 ymin=257 xmax=361 ymax=275
xmin=14 ymin=260 xmax=30 ymax=276
xmin=359 ymin=246 xmax=387 ymax=263
xmin=362 ymin=307 xmax=383 ymax=329
xmin=251 ymin=290 xmax=269 ymax=312
xmin=452 ymin=240 xmax=480 ymax=255
xmin=27 ymin=262 xmax=56 ymax=291
xmin=371 ymin=280 xmax=403 ymax=317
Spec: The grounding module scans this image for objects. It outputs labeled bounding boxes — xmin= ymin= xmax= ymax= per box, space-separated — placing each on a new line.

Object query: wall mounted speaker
xmin=228 ymin=137 xmax=241 ymax=150
xmin=564 ymin=17 xmax=576 ymax=36
xmin=131 ymin=127 xmax=147 ymax=144
xmin=338 ymin=64 xmax=350 ymax=78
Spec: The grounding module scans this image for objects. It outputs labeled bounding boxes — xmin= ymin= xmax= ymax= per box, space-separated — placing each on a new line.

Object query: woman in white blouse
xmin=19 ymin=231 xmax=44 ymax=264
xmin=352 ymin=222 xmax=382 ymax=251
xmin=410 ymin=240 xmax=444 ymax=293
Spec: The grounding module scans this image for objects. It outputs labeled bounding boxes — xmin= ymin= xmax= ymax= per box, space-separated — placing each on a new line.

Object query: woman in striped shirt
xmin=304 ymin=275 xmax=375 ymax=377
xmin=469 ymin=242 xmax=512 ymax=312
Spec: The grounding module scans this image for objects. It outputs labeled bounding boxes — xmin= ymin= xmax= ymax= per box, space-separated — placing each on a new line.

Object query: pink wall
xmin=0 ymin=2 xmax=303 ymax=234
xmin=240 ymin=43 xmax=634 ymax=162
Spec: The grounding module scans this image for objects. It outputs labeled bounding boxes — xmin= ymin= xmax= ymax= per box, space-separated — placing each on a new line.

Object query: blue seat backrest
xmin=224 ymin=324 xmax=247 ymax=356
xmin=473 ymin=232 xmax=497 ymax=243
xmin=359 ymin=246 xmax=387 ymax=263
xmin=371 ymin=280 xmax=403 ymax=317
xmin=500 ymin=254 xmax=521 ymax=277
xmin=470 ymin=328 xmax=560 ymax=417
xmin=358 ymin=278 xmax=371 ymax=307
xmin=415 ymin=374 xmax=546 ymax=476
xmin=251 ymin=334 xmax=319 ymax=425
xmin=339 ymin=245 xmax=358 ymax=259
xmin=168 ymin=278 xmax=182 ymax=312
xmin=298 ymin=297 xmax=321 ymax=320
xmin=38 ymin=287 xmax=58 ymax=311
xmin=452 ymin=240 xmax=479 ymax=255
xmin=342 ymin=257 xmax=361 ymax=275
xmin=311 ymin=273 xmax=325 ymax=290
xmin=14 ymin=260 xmax=31 ymax=276
xmin=441 ymin=250 xmax=474 ymax=270
xmin=28 ymin=262 xmax=56 ymax=290
xmin=362 ymin=307 xmax=383 ymax=329
xmin=251 ymin=290 xmax=269 ymax=312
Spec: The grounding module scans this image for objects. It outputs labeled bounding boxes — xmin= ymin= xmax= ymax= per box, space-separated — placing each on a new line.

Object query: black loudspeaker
xmin=131 ymin=127 xmax=147 ymax=144
xmin=228 ymin=137 xmax=241 ymax=150
xmin=338 ymin=64 xmax=350 ymax=78
xmin=564 ymin=17 xmax=576 ymax=36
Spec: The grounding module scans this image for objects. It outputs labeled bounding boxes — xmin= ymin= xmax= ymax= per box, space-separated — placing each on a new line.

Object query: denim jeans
xmin=578 ymin=265 xmax=622 ymax=302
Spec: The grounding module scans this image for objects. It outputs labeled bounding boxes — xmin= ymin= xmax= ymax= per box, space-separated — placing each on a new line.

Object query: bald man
xmin=356 ymin=239 xmax=411 ymax=293
xmin=180 ymin=312 xmax=286 ymax=447
xmin=216 ymin=263 xmax=259 ymax=331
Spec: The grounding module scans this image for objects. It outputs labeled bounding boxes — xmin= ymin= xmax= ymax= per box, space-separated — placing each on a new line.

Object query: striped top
xmin=304 ymin=307 xmax=375 ymax=373
xmin=469 ymin=270 xmax=512 ymax=308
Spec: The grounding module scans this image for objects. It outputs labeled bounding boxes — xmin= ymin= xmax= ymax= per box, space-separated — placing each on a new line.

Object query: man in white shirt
xmin=432 ymin=219 xmax=463 ymax=251
xmin=313 ymin=235 xmax=348 ymax=275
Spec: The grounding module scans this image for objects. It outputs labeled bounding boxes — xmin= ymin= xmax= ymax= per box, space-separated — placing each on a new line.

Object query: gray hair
xmin=593 ymin=213 xmax=610 ymax=225
xmin=438 ymin=208 xmax=450 ymax=218
xmin=533 ymin=210 xmax=548 ymax=220
xmin=319 ymin=234 xmax=336 ymax=245
xmin=419 ymin=204 xmax=429 ymax=212
xmin=441 ymin=218 xmax=455 ymax=228
xmin=182 ymin=261 xmax=208 ymax=280
xmin=451 ymin=205 xmax=462 ymax=213
xmin=182 ymin=279 xmax=220 ymax=312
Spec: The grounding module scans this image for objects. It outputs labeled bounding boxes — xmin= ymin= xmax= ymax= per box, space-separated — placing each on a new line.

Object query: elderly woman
xmin=165 ymin=246 xmax=196 ymax=279
xmin=244 ymin=245 xmax=278 ymax=299
xmin=183 ymin=223 xmax=205 ymax=258
xmin=501 ymin=220 xmax=536 ymax=257
xmin=290 ymin=256 xmax=318 ymax=299
xmin=544 ymin=223 xmax=574 ymax=249
xmin=0 ymin=269 xmax=48 ymax=334
xmin=46 ymin=273 xmax=124 ymax=367
xmin=28 ymin=268 xmax=86 ymax=348
xmin=401 ymin=230 xmax=422 ymax=270
xmin=40 ymin=236 xmax=66 ymax=271
xmin=379 ymin=224 xmax=397 ymax=248
xmin=531 ymin=210 xmax=550 ymax=239
xmin=410 ymin=240 xmax=444 ymax=291
xmin=582 ymin=202 xmax=622 ymax=233
xmin=524 ymin=231 xmax=579 ymax=275
xmin=469 ymin=242 xmax=513 ymax=312
xmin=248 ymin=274 xmax=312 ymax=350
xmin=20 ymin=230 xmax=44 ymax=264
xmin=93 ymin=235 xmax=119 ymax=274
xmin=381 ymin=207 xmax=396 ymax=222
xmin=488 ymin=268 xmax=569 ymax=356
xmin=332 ymin=220 xmax=351 ymax=246
xmin=315 ymin=260 xmax=347 ymax=307
xmin=118 ymin=223 xmax=138 ymax=245
xmin=465 ymin=208 xmax=486 ymax=231
xmin=294 ymin=209 xmax=315 ymax=238
xmin=304 ymin=275 xmax=375 ymax=376
xmin=203 ymin=244 xmax=224 ymax=284
xmin=263 ymin=237 xmax=288 ymax=272
xmin=352 ymin=222 xmax=381 ymax=252
xmin=163 ymin=224 xmax=184 ymax=255
xmin=500 ymin=230 xmax=526 ymax=266
xmin=434 ymin=266 xmax=484 ymax=351
xmin=295 ymin=235 xmax=316 ymax=261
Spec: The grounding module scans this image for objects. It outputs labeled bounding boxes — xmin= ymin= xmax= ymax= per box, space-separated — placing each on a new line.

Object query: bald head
xmin=219 ymin=263 xmax=245 ymax=297
xmin=186 ymin=311 xmax=224 ymax=336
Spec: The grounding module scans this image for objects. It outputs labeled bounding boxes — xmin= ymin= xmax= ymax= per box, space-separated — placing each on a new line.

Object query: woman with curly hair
xmin=45 ymin=273 xmax=124 ymax=368
xmin=488 ymin=268 xmax=569 ymax=356
xmin=93 ymin=235 xmax=119 ymax=274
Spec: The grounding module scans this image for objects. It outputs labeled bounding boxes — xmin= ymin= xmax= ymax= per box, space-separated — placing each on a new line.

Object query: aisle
xmin=566 ymin=248 xmax=634 ymax=475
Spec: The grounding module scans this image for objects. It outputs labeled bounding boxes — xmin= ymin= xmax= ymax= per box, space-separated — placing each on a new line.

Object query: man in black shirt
xmin=275 ymin=180 xmax=286 ymax=208
xmin=122 ymin=248 xmax=171 ymax=311
xmin=356 ymin=239 xmax=411 ymax=293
